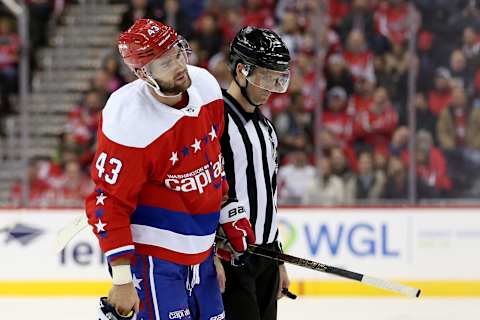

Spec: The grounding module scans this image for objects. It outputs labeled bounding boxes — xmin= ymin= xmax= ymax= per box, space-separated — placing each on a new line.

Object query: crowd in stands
xmin=7 ymin=0 xmax=480 ymax=207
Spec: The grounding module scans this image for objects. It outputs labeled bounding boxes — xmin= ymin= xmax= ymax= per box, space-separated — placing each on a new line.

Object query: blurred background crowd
xmin=2 ymin=0 xmax=480 ymax=207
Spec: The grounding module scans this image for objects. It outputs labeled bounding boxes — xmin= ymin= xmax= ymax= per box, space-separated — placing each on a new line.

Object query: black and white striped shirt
xmin=221 ymin=90 xmax=279 ymax=245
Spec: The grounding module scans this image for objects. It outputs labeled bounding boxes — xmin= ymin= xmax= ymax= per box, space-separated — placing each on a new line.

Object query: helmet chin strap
xmin=233 ymin=75 xmax=262 ymax=108
xmin=138 ymin=67 xmax=183 ymax=99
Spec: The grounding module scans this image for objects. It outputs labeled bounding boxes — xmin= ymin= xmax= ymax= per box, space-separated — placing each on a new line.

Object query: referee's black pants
xmin=221 ymin=244 xmax=280 ymax=320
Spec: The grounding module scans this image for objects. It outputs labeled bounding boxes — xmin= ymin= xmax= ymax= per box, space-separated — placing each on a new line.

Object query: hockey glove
xmin=98 ymin=297 xmax=135 ymax=320
xmin=219 ymin=201 xmax=255 ymax=253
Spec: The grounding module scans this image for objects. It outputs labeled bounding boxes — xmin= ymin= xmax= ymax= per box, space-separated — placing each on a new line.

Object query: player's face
xmin=148 ymin=46 xmax=192 ymax=95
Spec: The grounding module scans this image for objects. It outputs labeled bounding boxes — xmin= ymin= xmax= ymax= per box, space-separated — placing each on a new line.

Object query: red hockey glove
xmin=221 ymin=218 xmax=255 ymax=252
xmin=219 ymin=200 xmax=256 ymax=253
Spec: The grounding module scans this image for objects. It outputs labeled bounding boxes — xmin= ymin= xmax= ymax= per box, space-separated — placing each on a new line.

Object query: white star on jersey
xmin=170 ymin=151 xmax=179 ymax=165
xmin=191 ymin=138 xmax=201 ymax=153
xmin=95 ymin=219 xmax=107 ymax=233
xmin=132 ymin=274 xmax=143 ymax=290
xmin=209 ymin=126 xmax=217 ymax=140
xmin=96 ymin=193 xmax=107 ymax=205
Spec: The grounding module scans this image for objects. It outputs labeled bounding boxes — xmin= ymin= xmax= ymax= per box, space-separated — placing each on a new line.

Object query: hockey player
xmin=217 ymin=27 xmax=292 ymax=320
xmin=86 ymin=19 xmax=255 ymax=320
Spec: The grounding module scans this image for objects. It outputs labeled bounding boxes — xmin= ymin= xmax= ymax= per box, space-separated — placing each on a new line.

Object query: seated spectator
xmin=277 ymin=150 xmax=316 ymax=205
xmin=343 ymin=29 xmax=375 ymax=81
xmin=324 ymin=54 xmax=354 ymax=96
xmin=389 ymin=125 xmax=409 ymax=156
xmin=10 ymin=158 xmax=54 ymax=207
xmin=350 ymin=73 xmax=376 ymax=112
xmin=102 ymin=55 xmax=127 ymax=92
xmin=66 ymin=89 xmax=106 ymax=146
xmin=191 ymin=13 xmax=224 ymax=64
xmin=303 ymin=157 xmax=345 ymax=205
xmin=383 ymin=156 xmax=408 ymax=200
xmin=241 ymin=0 xmax=275 ymax=29
xmin=437 ymin=85 xmax=480 ymax=151
xmin=338 ymin=0 xmax=375 ymax=45
xmin=91 ymin=69 xmax=117 ymax=96
xmin=354 ymin=86 xmax=398 ymax=153
xmin=462 ymin=27 xmax=480 ymax=68
xmin=276 ymin=10 xmax=301 ymax=54
xmin=344 ymin=150 xmax=386 ymax=203
xmin=322 ymin=87 xmax=354 ymax=147
xmin=374 ymin=0 xmax=410 ymax=45
xmin=382 ymin=41 xmax=409 ymax=106
xmin=449 ymin=49 xmax=474 ymax=92
xmin=330 ymin=146 xmax=356 ymax=186
xmin=428 ymin=67 xmax=453 ymax=116
xmin=119 ymin=0 xmax=157 ymax=32
xmin=158 ymin=0 xmax=193 ymax=38
xmin=415 ymin=92 xmax=437 ymax=139
xmin=208 ymin=49 xmax=232 ymax=89
xmin=274 ymin=92 xmax=312 ymax=160
xmin=406 ymin=130 xmax=452 ymax=198
xmin=0 ymin=16 xmax=19 ymax=97
xmin=54 ymin=160 xmax=93 ymax=207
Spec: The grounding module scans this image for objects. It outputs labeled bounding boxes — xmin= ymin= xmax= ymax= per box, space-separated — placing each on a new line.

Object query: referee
xmin=218 ymin=26 xmax=292 ymax=320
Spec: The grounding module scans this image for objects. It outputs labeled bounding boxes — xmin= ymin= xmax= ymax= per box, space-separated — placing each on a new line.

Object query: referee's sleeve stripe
xmin=253 ymin=120 xmax=274 ymax=244
xmin=221 ymin=113 xmax=237 ymax=200
xmin=224 ymin=102 xmax=259 ymax=229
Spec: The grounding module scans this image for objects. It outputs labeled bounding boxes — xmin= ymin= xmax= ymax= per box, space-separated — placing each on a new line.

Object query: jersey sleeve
xmin=85 ymin=119 xmax=149 ymax=263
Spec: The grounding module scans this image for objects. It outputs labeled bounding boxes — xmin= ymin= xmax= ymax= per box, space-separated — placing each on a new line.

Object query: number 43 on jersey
xmin=95 ymin=152 xmax=123 ymax=185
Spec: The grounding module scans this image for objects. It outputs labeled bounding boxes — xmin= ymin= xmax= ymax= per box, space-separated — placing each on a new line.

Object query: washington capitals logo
xmin=0 ymin=223 xmax=44 ymax=246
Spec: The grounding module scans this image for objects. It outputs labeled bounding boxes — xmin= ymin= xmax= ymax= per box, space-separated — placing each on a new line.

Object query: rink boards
xmin=1 ymin=208 xmax=480 ymax=297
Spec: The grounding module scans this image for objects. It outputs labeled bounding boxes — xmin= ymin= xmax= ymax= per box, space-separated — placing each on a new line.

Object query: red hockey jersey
xmin=85 ymin=65 xmax=226 ymax=266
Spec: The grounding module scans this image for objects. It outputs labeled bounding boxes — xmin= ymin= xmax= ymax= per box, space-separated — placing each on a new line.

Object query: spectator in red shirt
xmin=350 ymin=73 xmax=376 ymax=112
xmin=428 ymin=67 xmax=453 ymax=116
xmin=343 ymin=29 xmax=375 ymax=81
xmin=354 ymin=86 xmax=399 ymax=152
xmin=66 ymin=89 xmax=106 ymax=146
xmin=403 ymin=130 xmax=452 ymax=198
xmin=10 ymin=158 xmax=54 ymax=207
xmin=322 ymin=87 xmax=354 ymax=147
xmin=241 ymin=0 xmax=275 ymax=29
xmin=54 ymin=160 xmax=93 ymax=207
xmin=374 ymin=0 xmax=410 ymax=45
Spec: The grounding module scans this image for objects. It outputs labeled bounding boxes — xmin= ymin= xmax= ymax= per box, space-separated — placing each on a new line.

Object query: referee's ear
xmin=235 ymin=63 xmax=248 ymax=86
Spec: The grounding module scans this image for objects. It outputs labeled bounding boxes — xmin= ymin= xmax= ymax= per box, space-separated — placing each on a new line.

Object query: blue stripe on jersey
xmin=106 ymin=249 xmax=135 ymax=262
xmin=131 ymin=206 xmax=220 ymax=236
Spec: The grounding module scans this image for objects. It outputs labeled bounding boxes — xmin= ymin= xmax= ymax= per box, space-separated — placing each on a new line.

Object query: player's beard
xmin=155 ymin=71 xmax=192 ymax=96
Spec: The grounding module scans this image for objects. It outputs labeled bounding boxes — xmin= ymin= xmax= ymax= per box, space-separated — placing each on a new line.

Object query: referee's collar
xmin=222 ymin=90 xmax=266 ymax=125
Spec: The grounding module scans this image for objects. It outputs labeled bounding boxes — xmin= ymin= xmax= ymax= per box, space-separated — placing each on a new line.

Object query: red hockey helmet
xmin=118 ymin=19 xmax=179 ymax=71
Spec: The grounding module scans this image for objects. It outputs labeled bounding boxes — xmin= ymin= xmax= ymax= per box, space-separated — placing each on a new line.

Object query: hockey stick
xmin=52 ymin=215 xmax=88 ymax=253
xmin=217 ymin=236 xmax=421 ymax=298
xmin=55 ymin=218 xmax=420 ymax=297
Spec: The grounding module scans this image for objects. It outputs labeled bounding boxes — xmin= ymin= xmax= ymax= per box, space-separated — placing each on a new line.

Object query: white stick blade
xmin=52 ymin=215 xmax=89 ymax=254
xmin=362 ymin=275 xmax=421 ymax=298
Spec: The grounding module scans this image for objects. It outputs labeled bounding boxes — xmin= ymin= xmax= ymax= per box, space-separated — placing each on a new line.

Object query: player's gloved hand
xmin=220 ymin=200 xmax=255 ymax=252
xmin=221 ymin=218 xmax=255 ymax=252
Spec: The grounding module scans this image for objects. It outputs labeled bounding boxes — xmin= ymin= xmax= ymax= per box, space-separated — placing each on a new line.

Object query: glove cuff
xmin=220 ymin=199 xmax=248 ymax=224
